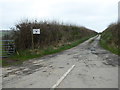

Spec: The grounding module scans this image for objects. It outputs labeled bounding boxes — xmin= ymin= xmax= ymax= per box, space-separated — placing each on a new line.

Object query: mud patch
xmin=29 ymin=64 xmax=43 ymax=70
xmin=3 ymin=64 xmax=45 ymax=78
xmin=102 ymin=61 xmax=118 ymax=67
xmin=73 ymin=55 xmax=79 ymax=59
xmin=59 ymin=67 xmax=64 ymax=69
xmin=102 ymin=54 xmax=119 ymax=66
xmin=22 ymin=69 xmax=33 ymax=75
xmin=2 ymin=58 xmax=20 ymax=66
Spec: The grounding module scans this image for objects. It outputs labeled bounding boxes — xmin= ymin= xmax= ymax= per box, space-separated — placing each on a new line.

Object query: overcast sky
xmin=0 ymin=0 xmax=119 ymax=32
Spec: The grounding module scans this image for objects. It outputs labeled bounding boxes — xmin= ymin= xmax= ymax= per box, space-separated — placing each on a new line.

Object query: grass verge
xmin=88 ymin=37 xmax=96 ymax=44
xmin=2 ymin=35 xmax=96 ymax=66
xmin=99 ymin=39 xmax=120 ymax=56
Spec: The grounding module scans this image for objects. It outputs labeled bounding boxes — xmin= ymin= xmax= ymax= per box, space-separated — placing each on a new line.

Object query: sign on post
xmin=31 ymin=29 xmax=40 ymax=49
xmin=33 ymin=29 xmax=40 ymax=34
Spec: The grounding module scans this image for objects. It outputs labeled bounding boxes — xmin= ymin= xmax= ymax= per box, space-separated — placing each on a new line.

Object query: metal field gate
xmin=0 ymin=40 xmax=15 ymax=58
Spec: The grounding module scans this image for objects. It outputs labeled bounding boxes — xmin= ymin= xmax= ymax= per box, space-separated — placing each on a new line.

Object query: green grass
xmin=88 ymin=38 xmax=95 ymax=44
xmin=99 ymin=39 xmax=120 ymax=55
xmin=0 ymin=59 xmax=2 ymax=67
xmin=2 ymin=35 xmax=96 ymax=66
xmin=99 ymin=23 xmax=119 ymax=56
xmin=0 ymin=39 xmax=2 ymax=66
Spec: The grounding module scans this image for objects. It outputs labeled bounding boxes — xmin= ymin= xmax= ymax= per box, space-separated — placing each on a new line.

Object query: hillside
xmin=100 ymin=23 xmax=120 ymax=55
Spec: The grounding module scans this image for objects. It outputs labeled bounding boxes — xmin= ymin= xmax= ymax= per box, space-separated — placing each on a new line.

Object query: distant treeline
xmin=0 ymin=30 xmax=10 ymax=38
xmin=100 ymin=22 xmax=120 ymax=55
xmin=3 ymin=20 xmax=97 ymax=50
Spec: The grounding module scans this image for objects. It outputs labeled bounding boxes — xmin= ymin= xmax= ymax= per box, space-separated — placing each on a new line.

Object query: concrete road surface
xmin=2 ymin=35 xmax=119 ymax=88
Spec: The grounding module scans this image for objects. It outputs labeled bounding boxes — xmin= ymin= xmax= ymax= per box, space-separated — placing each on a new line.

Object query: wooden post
xmin=31 ymin=26 xmax=34 ymax=50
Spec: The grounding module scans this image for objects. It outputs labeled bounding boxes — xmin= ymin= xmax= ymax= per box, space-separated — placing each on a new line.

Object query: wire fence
xmin=0 ymin=40 xmax=15 ymax=58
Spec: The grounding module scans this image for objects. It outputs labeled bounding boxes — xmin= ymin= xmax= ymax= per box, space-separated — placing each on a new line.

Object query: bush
xmin=9 ymin=19 xmax=97 ymax=50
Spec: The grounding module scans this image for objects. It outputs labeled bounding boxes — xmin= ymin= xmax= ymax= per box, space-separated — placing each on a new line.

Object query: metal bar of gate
xmin=0 ymin=40 xmax=15 ymax=58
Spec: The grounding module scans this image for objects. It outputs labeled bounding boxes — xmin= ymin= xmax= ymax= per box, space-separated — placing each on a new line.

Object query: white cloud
xmin=0 ymin=0 xmax=119 ymax=32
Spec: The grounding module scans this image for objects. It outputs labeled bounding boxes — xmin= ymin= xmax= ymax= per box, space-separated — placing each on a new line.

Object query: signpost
xmin=33 ymin=29 xmax=40 ymax=34
xmin=31 ymin=29 xmax=40 ymax=49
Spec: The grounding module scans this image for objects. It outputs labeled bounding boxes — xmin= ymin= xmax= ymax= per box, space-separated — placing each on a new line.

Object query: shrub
xmin=9 ymin=19 xmax=97 ymax=50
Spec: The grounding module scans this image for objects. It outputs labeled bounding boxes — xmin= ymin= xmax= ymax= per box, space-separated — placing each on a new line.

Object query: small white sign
xmin=33 ymin=29 xmax=40 ymax=34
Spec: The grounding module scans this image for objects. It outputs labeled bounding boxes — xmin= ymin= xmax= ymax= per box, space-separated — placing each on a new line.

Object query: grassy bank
xmin=0 ymin=31 xmax=2 ymax=66
xmin=100 ymin=23 xmax=120 ymax=55
xmin=2 ymin=35 xmax=96 ymax=66
xmin=100 ymin=39 xmax=119 ymax=55
xmin=2 ymin=20 xmax=97 ymax=66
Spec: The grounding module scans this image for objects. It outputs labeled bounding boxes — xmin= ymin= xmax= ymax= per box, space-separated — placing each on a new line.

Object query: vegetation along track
xmin=2 ymin=35 xmax=119 ymax=88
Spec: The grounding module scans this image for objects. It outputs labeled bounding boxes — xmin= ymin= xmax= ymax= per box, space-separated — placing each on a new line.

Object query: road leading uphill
xmin=2 ymin=35 xmax=119 ymax=88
